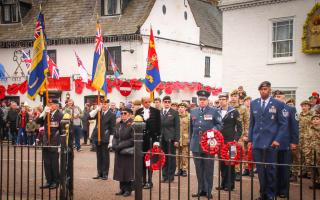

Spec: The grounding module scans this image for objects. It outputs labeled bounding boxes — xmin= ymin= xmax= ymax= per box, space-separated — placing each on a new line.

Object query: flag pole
xmin=45 ymin=74 xmax=51 ymax=145
xmin=97 ymin=91 xmax=101 ymax=145
xmin=150 ymin=91 xmax=154 ymax=102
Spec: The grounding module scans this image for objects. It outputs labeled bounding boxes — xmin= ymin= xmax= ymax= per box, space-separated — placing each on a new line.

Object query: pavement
xmin=1 ymin=142 xmax=319 ymax=200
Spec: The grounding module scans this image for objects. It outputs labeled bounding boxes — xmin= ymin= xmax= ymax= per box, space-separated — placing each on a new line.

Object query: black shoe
xmin=100 ymin=175 xmax=108 ymax=180
xmin=235 ymin=172 xmax=241 ymax=181
xmin=207 ymin=193 xmax=213 ymax=199
xmin=92 ymin=175 xmax=101 ymax=179
xmin=115 ymin=190 xmax=124 ymax=195
xmin=224 ymin=187 xmax=234 ymax=191
xmin=192 ymin=191 xmax=206 ymax=197
xmin=49 ymin=183 xmax=58 ymax=189
xmin=181 ymin=170 xmax=187 ymax=177
xmin=175 ymin=169 xmax=182 ymax=176
xmin=309 ymin=183 xmax=320 ymax=189
xmin=242 ymin=169 xmax=250 ymax=176
xmin=290 ymin=175 xmax=297 ymax=182
xmin=161 ymin=179 xmax=168 ymax=183
xmin=123 ymin=191 xmax=131 ymax=197
xmin=143 ymin=182 xmax=153 ymax=189
xmin=215 ymin=186 xmax=224 ymax=190
xmin=40 ymin=183 xmax=51 ymax=189
xmin=278 ymin=194 xmax=287 ymax=198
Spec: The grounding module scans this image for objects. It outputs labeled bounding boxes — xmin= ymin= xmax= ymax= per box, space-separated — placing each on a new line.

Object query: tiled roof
xmin=0 ymin=0 xmax=155 ymax=42
xmin=188 ymin=0 xmax=222 ymax=49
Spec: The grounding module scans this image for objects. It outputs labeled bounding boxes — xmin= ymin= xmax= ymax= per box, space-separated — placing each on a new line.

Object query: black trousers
xmin=120 ymin=181 xmax=132 ymax=192
xmin=95 ymin=142 xmax=109 ymax=176
xmin=43 ymin=148 xmax=59 ymax=184
xmin=83 ymin=130 xmax=88 ymax=144
xmin=276 ymin=150 xmax=291 ymax=196
xmin=161 ymin=139 xmax=176 ymax=180
xmin=220 ymin=161 xmax=235 ymax=189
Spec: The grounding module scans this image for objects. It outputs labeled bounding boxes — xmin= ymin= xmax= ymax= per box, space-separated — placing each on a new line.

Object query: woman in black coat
xmin=112 ymin=108 xmax=134 ymax=197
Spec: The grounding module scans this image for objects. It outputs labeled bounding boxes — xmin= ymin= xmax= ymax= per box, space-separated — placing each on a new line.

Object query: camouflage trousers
xmin=291 ymin=148 xmax=301 ymax=176
xmin=235 ymin=138 xmax=248 ymax=173
xmin=176 ymin=145 xmax=189 ymax=171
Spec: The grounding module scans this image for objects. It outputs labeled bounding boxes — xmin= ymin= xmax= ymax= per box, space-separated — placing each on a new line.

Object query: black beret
xmin=162 ymin=96 xmax=171 ymax=101
xmin=197 ymin=90 xmax=210 ymax=99
xmin=258 ymin=81 xmax=271 ymax=90
xmin=272 ymin=90 xmax=284 ymax=97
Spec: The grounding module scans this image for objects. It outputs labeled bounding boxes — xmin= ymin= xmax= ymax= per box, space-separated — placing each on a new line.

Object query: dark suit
xmin=91 ymin=110 xmax=116 ymax=178
xmin=160 ymin=108 xmax=180 ymax=181
xmin=219 ymin=107 xmax=242 ymax=190
xmin=41 ymin=109 xmax=63 ymax=185
xmin=135 ymin=106 xmax=161 ymax=185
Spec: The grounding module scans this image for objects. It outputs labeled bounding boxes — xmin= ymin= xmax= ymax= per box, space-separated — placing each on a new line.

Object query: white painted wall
xmin=0 ymin=0 xmax=223 ymax=108
xmin=222 ymin=0 xmax=320 ymax=106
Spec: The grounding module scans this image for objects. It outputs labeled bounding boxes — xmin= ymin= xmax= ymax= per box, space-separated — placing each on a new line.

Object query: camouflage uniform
xmin=230 ymin=102 xmax=249 ymax=172
xmin=299 ymin=111 xmax=313 ymax=177
xmin=308 ymin=123 xmax=320 ymax=183
xmin=176 ymin=112 xmax=190 ymax=172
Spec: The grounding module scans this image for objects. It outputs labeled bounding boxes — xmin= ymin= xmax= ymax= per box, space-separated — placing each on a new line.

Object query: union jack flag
xmin=95 ymin=26 xmax=103 ymax=55
xmin=21 ymin=50 xmax=32 ymax=70
xmin=47 ymin=55 xmax=59 ymax=79
xmin=34 ymin=13 xmax=46 ymax=40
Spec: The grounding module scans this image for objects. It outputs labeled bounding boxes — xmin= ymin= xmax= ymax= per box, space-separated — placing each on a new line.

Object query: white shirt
xmin=220 ymin=109 xmax=227 ymax=119
xmin=261 ymin=96 xmax=271 ymax=108
xmin=143 ymin=107 xmax=150 ymax=121
xmin=163 ymin=109 xmax=169 ymax=115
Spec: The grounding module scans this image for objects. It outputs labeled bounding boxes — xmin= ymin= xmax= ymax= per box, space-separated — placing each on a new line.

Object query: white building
xmin=220 ymin=0 xmax=320 ymax=105
xmin=0 ymin=0 xmax=222 ymax=108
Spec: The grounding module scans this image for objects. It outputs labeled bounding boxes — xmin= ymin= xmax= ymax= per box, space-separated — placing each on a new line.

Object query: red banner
xmin=48 ymin=77 xmax=70 ymax=91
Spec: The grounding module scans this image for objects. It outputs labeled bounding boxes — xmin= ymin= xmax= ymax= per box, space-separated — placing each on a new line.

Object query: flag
xmin=106 ymin=48 xmax=120 ymax=79
xmin=47 ymin=55 xmax=59 ymax=79
xmin=27 ymin=12 xmax=48 ymax=100
xmin=145 ymin=28 xmax=161 ymax=92
xmin=74 ymin=51 xmax=88 ymax=83
xmin=0 ymin=63 xmax=7 ymax=81
xmin=21 ymin=50 xmax=32 ymax=71
xmin=91 ymin=22 xmax=107 ymax=95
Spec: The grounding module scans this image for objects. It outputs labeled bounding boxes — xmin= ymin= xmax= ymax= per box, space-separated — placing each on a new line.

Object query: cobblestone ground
xmin=1 ymin=143 xmax=319 ymax=200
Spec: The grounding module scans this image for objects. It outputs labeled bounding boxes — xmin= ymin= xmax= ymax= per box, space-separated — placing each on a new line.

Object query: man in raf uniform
xmin=190 ymin=90 xmax=222 ymax=199
xmin=273 ymin=90 xmax=299 ymax=198
xmin=160 ymin=96 xmax=180 ymax=183
xmin=90 ymin=98 xmax=116 ymax=180
xmin=39 ymin=99 xmax=63 ymax=189
xmin=248 ymin=81 xmax=288 ymax=200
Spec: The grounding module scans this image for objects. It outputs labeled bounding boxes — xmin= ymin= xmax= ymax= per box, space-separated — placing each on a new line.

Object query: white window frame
xmin=102 ymin=0 xmax=122 ymax=16
xmin=267 ymin=16 xmax=296 ymax=65
xmin=272 ymin=87 xmax=297 ymax=102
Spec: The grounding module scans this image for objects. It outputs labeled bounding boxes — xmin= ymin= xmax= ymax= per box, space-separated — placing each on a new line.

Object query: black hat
xmin=100 ymin=97 xmax=110 ymax=103
xmin=258 ymin=81 xmax=271 ymax=90
xmin=197 ymin=90 xmax=210 ymax=99
xmin=50 ymin=99 xmax=59 ymax=104
xmin=272 ymin=90 xmax=284 ymax=97
xmin=123 ymin=107 xmax=133 ymax=114
xmin=162 ymin=96 xmax=171 ymax=101
xmin=218 ymin=92 xmax=229 ymax=99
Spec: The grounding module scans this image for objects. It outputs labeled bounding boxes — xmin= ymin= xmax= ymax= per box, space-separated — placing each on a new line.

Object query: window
xmin=204 ymin=56 xmax=210 ymax=77
xmin=47 ymin=50 xmax=57 ymax=64
xmin=272 ymin=88 xmax=296 ymax=102
xmin=101 ymin=0 xmax=121 ymax=16
xmin=272 ymin=19 xmax=293 ymax=58
xmin=105 ymin=46 xmax=122 ymax=75
xmin=1 ymin=0 xmax=20 ymax=23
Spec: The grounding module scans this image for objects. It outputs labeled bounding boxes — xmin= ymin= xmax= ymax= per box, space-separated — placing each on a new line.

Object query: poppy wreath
xmin=0 ymin=85 xmax=6 ymax=100
xmin=144 ymin=146 xmax=166 ymax=171
xmin=220 ymin=141 xmax=243 ymax=166
xmin=247 ymin=143 xmax=254 ymax=170
xmin=200 ymin=128 xmax=224 ymax=155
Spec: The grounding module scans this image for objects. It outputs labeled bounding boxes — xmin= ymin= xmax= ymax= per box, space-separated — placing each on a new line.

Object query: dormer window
xmin=1 ymin=0 xmax=20 ymax=24
xmin=101 ymin=0 xmax=121 ymax=16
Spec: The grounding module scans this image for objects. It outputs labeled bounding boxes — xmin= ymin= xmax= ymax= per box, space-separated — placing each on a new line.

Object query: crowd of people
xmin=0 ymin=82 xmax=319 ymax=199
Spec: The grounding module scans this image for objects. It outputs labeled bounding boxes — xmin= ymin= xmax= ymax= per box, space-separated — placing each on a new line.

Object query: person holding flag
xmin=90 ymin=20 xmax=115 ymax=180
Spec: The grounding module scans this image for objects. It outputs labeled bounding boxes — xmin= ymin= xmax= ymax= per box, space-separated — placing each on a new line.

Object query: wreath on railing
xmin=247 ymin=143 xmax=254 ymax=170
xmin=200 ymin=129 xmax=224 ymax=155
xmin=220 ymin=141 xmax=243 ymax=165
xmin=144 ymin=144 xmax=166 ymax=171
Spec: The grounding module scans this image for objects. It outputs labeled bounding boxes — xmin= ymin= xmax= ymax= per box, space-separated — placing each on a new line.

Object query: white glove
xmin=89 ymin=106 xmax=101 ymax=118
xmin=40 ymin=107 xmax=50 ymax=119
xmin=108 ymin=135 xmax=113 ymax=149
xmin=97 ymin=105 xmax=101 ymax=111
xmin=45 ymin=106 xmax=50 ymax=113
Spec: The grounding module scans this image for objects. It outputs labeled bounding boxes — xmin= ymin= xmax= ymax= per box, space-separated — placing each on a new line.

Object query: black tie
xmin=201 ymin=108 xmax=204 ymax=112
xmin=164 ymin=110 xmax=167 ymax=115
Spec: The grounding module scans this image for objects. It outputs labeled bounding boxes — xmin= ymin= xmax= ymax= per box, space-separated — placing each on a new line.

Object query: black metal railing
xmin=0 ymin=135 xmax=72 ymax=200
